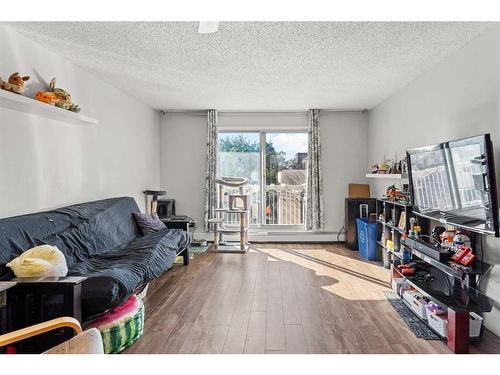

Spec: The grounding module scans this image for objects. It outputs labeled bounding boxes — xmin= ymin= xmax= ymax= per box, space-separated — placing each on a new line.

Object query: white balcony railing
xmin=265 ymin=184 xmax=305 ymax=225
xmin=223 ymin=184 xmax=306 ymax=226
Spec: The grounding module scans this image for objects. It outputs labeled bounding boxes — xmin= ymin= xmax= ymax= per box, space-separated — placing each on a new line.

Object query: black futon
xmin=0 ymin=197 xmax=190 ymax=320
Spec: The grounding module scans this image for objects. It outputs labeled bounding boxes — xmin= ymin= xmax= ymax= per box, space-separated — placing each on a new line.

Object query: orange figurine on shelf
xmin=35 ymin=91 xmax=58 ymax=105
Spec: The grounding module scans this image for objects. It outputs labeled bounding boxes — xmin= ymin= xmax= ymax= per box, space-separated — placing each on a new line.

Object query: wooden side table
xmin=161 ymin=216 xmax=194 ymax=265
xmin=161 ymin=216 xmax=194 ymax=232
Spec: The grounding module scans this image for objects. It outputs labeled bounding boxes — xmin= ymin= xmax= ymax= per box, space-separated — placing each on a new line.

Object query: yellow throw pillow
xmin=6 ymin=245 xmax=68 ymax=278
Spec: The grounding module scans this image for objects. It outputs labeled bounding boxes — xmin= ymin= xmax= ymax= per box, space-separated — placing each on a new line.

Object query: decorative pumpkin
xmin=49 ymin=78 xmax=81 ymax=113
xmin=0 ymin=72 xmax=30 ymax=94
xmin=35 ymin=91 xmax=58 ymax=105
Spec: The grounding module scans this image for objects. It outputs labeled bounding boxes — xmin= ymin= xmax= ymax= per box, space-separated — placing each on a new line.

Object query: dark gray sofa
xmin=0 ymin=197 xmax=190 ymax=320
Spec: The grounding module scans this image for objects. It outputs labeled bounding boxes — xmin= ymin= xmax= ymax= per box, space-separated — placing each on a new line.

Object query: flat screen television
xmin=407 ymin=134 xmax=499 ymax=237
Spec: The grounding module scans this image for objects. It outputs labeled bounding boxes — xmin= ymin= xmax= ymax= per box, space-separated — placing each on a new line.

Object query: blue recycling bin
xmin=356 ymin=218 xmax=378 ymax=261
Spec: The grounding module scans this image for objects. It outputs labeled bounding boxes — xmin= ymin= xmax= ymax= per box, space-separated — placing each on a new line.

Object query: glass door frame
xmin=217 ymin=130 xmax=262 ymax=227
xmin=218 ymin=129 xmax=307 ymax=230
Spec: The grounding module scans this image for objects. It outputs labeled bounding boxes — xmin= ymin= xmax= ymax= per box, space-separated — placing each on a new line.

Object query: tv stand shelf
xmin=393 ymin=264 xmax=492 ymax=313
xmin=402 ymin=240 xmax=490 ymax=282
xmin=392 ymin=261 xmax=492 ymax=353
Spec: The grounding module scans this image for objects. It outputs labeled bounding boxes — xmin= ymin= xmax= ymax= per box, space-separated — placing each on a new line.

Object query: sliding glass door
xmin=218 ymin=132 xmax=261 ymax=225
xmin=265 ymin=132 xmax=308 ymax=225
xmin=218 ymin=131 xmax=308 ymax=228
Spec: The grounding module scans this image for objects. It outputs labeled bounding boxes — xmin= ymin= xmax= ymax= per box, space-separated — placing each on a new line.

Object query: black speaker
xmin=157 ymin=199 xmax=176 ymax=218
xmin=345 ymin=198 xmax=376 ymax=250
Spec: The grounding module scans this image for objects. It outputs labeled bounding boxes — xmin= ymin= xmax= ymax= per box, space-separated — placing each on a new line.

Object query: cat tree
xmin=208 ymin=176 xmax=250 ymax=252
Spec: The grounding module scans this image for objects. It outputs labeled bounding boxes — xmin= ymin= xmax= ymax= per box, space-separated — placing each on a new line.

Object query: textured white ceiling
xmin=5 ymin=22 xmax=493 ymax=111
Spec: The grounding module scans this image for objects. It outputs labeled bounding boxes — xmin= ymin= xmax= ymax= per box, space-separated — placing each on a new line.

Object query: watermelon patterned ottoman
xmin=88 ymin=294 xmax=144 ymax=353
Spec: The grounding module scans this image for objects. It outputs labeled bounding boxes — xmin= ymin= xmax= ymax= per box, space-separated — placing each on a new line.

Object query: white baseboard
xmin=192 ymin=230 xmax=345 ymax=243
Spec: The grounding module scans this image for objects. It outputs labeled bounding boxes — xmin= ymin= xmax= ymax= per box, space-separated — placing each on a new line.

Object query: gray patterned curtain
xmin=306 ymin=109 xmax=325 ymax=231
xmin=204 ymin=109 xmax=218 ymax=231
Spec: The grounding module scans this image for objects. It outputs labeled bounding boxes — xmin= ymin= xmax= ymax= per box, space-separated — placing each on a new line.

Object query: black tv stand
xmin=380 ymin=199 xmax=494 ymax=353
xmin=392 ymin=255 xmax=492 ymax=353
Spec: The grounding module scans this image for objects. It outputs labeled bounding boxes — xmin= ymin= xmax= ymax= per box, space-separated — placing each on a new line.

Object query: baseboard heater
xmin=267 ymin=231 xmax=336 ymax=236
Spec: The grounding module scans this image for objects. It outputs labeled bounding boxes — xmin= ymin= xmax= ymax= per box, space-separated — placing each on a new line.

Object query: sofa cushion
xmin=133 ymin=212 xmax=166 ymax=235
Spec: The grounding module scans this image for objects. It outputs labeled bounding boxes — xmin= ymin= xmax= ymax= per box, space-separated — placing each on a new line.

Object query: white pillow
xmin=6 ymin=245 xmax=68 ymax=278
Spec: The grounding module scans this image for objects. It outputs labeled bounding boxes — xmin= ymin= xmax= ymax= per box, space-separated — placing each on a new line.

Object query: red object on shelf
xmin=460 ymin=252 xmax=476 ymax=266
xmin=397 ymin=264 xmax=412 ymax=270
xmin=451 ymin=245 xmax=471 ymax=263
xmin=401 ymin=268 xmax=416 ymax=276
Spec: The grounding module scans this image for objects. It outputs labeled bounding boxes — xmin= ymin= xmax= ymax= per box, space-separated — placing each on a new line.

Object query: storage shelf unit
xmin=378 ymin=219 xmax=405 ymax=234
xmin=376 ymin=199 xmax=415 ymax=267
xmin=0 ymin=89 xmax=98 ymax=125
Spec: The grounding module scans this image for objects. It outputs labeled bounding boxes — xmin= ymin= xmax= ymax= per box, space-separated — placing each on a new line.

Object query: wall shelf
xmin=0 ymin=89 xmax=98 ymax=125
xmin=365 ymin=173 xmax=407 ymax=179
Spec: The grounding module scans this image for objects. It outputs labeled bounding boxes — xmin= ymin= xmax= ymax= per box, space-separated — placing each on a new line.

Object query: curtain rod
xmin=160 ymin=109 xmax=366 ymax=115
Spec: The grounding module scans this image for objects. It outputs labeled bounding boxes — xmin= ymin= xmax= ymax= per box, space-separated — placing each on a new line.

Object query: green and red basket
xmin=88 ymin=294 xmax=144 ymax=354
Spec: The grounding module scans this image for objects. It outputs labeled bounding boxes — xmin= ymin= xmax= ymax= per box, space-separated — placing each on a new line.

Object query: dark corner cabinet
xmin=345 ymin=198 xmax=376 ymax=249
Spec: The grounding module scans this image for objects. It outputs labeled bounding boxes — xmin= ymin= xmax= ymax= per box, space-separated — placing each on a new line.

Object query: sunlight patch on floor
xmin=253 ymin=246 xmax=391 ymax=301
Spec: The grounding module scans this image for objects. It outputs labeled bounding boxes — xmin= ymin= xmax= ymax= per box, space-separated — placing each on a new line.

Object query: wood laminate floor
xmin=123 ymin=243 xmax=500 ymax=354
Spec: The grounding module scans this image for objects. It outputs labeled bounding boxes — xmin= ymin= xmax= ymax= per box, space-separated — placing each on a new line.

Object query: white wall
xmin=321 ymin=112 xmax=369 ymax=233
xmin=0 ymin=25 xmax=160 ymax=217
xmin=367 ymin=25 xmax=500 ymax=335
xmin=159 ymin=112 xmax=207 ymax=228
xmin=160 ymin=111 xmax=368 ymax=237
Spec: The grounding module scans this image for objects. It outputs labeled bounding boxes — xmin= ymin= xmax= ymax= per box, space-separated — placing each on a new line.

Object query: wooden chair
xmin=0 ymin=317 xmax=104 ymax=354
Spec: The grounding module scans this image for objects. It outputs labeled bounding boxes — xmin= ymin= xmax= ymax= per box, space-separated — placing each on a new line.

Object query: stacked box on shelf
xmin=392 ymin=277 xmax=411 ymax=296
xmin=402 ymin=290 xmax=428 ymax=320
xmin=425 ymin=307 xmax=483 ymax=338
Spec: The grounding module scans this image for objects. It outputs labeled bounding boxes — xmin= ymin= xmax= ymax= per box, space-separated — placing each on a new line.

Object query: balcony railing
xmin=265 ymin=184 xmax=305 ymax=225
xmin=223 ymin=184 xmax=306 ymax=226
